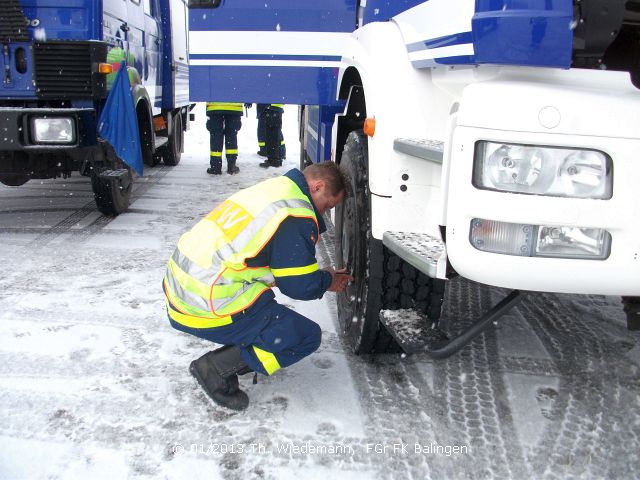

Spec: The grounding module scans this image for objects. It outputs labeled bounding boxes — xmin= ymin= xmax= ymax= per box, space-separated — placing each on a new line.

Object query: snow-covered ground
xmin=1 ymin=105 xmax=639 ymax=480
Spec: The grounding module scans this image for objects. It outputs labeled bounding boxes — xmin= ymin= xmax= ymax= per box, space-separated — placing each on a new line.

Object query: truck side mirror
xmin=188 ymin=0 xmax=222 ymax=8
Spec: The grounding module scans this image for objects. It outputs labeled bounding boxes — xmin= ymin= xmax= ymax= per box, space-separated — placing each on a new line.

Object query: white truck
xmin=188 ymin=0 xmax=640 ymax=356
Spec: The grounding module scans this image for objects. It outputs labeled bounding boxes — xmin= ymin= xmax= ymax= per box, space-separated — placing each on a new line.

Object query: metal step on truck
xmin=0 ymin=0 xmax=194 ymax=215
xmin=187 ymin=0 xmax=640 ymax=357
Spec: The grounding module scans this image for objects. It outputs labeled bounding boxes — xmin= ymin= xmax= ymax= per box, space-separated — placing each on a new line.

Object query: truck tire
xmin=0 ymin=175 xmax=29 ymax=186
xmin=163 ymin=112 xmax=183 ymax=166
xmin=335 ymin=130 xmax=400 ymax=353
xmin=91 ymin=167 xmax=132 ymax=216
xmin=298 ymin=106 xmax=311 ymax=170
xmin=335 ymin=130 xmax=446 ymax=354
xmin=138 ymin=104 xmax=157 ymax=167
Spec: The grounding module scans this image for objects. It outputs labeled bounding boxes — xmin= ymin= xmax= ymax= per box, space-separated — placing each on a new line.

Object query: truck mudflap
xmin=91 ymin=167 xmax=132 ymax=216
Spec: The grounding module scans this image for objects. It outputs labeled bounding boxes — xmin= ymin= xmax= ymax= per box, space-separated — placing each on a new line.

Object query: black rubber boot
xmin=227 ymin=160 xmax=240 ymax=175
xmin=259 ymin=158 xmax=282 ymax=168
xmin=207 ymin=167 xmax=222 ymax=175
xmin=189 ymin=345 xmax=251 ymax=411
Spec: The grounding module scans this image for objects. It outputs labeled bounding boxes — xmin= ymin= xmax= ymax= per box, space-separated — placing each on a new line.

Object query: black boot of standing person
xmin=227 ymin=159 xmax=240 ymax=174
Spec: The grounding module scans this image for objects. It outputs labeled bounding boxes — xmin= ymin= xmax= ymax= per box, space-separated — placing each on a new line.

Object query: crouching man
xmin=163 ymin=162 xmax=352 ymax=410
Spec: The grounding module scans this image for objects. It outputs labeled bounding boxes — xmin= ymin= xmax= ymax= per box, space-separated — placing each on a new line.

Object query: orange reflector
xmin=363 ymin=117 xmax=376 ymax=137
xmin=153 ymin=116 xmax=167 ymax=131
xmin=98 ymin=63 xmax=113 ymax=74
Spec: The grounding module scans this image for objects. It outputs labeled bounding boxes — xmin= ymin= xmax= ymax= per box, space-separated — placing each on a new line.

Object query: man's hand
xmin=325 ymin=267 xmax=354 ymax=292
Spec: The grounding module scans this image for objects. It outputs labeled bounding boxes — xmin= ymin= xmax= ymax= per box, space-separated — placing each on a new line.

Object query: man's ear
xmin=309 ymin=179 xmax=322 ymax=193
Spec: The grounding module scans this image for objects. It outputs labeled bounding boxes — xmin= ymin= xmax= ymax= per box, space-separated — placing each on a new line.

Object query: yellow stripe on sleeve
xmin=271 ymin=263 xmax=319 ymax=278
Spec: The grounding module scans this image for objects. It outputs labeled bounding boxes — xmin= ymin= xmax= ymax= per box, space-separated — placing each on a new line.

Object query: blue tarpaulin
xmin=98 ymin=61 xmax=144 ymax=176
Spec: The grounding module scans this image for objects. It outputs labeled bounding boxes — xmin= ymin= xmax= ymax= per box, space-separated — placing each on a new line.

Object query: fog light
xmin=536 ymin=226 xmax=611 ymax=259
xmin=32 ymin=117 xmax=75 ymax=143
xmin=470 ymin=218 xmax=611 ymax=259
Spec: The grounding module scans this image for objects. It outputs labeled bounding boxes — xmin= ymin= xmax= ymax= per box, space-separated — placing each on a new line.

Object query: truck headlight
xmin=470 ymin=218 xmax=611 ymax=260
xmin=32 ymin=117 xmax=75 ymax=144
xmin=473 ymin=141 xmax=612 ymax=199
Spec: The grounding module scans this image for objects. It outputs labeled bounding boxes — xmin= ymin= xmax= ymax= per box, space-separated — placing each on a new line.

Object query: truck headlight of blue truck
xmin=473 ymin=141 xmax=612 ymax=199
xmin=31 ymin=117 xmax=76 ymax=144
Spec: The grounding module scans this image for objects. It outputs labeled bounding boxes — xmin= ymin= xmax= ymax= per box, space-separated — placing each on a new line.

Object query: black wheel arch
xmin=336 ymin=67 xmax=366 ymax=165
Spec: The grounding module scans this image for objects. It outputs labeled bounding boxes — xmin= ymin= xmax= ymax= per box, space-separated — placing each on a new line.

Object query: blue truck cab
xmin=0 ymin=0 xmax=193 ymax=215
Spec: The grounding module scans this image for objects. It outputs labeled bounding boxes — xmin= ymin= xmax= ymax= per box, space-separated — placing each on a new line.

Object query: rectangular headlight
xmin=473 ymin=141 xmax=612 ymax=199
xmin=470 ymin=218 xmax=611 ymax=260
xmin=32 ymin=117 xmax=75 ymax=144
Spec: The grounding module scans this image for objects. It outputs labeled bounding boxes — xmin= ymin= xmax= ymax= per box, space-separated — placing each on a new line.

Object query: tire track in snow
xmin=19 ymin=165 xmax=172 ymax=248
xmin=519 ymin=294 xmax=640 ymax=479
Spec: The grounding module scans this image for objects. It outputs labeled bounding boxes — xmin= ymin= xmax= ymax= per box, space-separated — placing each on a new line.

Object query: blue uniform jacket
xmin=167 ymin=169 xmax=332 ymax=350
xmin=243 ymin=168 xmax=332 ymax=311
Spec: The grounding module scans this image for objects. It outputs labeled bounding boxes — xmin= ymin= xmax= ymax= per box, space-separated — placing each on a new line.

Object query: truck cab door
xmin=188 ymin=0 xmax=357 ymax=105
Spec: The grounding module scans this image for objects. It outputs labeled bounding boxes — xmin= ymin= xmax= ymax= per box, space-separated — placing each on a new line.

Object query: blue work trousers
xmin=169 ymin=297 xmax=322 ymax=376
xmin=257 ymin=115 xmax=285 ymax=158
xmin=207 ymin=113 xmax=242 ymax=170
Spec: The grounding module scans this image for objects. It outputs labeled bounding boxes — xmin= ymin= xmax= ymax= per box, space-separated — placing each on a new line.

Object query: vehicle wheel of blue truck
xmin=298 ymin=106 xmax=311 ymax=170
xmin=163 ymin=112 xmax=183 ymax=166
xmin=335 ymin=130 xmax=400 ymax=353
xmin=0 ymin=174 xmax=29 ymax=186
xmin=91 ymin=166 xmax=132 ymax=216
xmin=137 ymin=104 xmax=157 ymax=167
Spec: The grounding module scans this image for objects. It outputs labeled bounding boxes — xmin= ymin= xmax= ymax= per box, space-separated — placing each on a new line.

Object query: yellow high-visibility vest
xmin=164 ymin=176 xmax=318 ymax=329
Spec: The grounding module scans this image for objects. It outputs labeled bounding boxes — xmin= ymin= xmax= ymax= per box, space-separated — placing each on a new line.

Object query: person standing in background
xmin=206 ymin=102 xmax=243 ymax=175
xmin=257 ymin=103 xmax=284 ymax=168
xmin=256 ymin=103 xmax=286 ymax=160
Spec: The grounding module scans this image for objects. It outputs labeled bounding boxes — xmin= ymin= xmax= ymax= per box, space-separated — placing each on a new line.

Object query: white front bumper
xmin=446 ymin=126 xmax=640 ymax=295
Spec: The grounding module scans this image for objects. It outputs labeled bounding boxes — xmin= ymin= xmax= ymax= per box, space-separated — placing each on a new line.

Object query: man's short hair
xmin=303 ymin=162 xmax=351 ymax=197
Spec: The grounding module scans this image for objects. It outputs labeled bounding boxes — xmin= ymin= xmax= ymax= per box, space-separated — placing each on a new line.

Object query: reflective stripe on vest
xmin=164 ymin=176 xmax=318 ymax=328
xmin=206 ymin=102 xmax=243 ymax=112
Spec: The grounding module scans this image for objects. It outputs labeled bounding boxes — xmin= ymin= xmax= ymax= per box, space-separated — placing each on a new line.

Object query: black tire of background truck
xmin=299 ymin=143 xmax=312 ymax=171
xmin=335 ymin=130 xmax=446 ymax=354
xmin=298 ymin=106 xmax=311 ymax=171
xmin=163 ymin=112 xmax=183 ymax=166
xmin=91 ymin=167 xmax=132 ymax=216
xmin=622 ymin=296 xmax=640 ymax=330
xmin=0 ymin=175 xmax=29 ymax=186
xmin=138 ymin=105 xmax=157 ymax=167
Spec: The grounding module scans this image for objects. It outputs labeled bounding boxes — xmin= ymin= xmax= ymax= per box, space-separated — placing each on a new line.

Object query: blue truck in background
xmin=0 ymin=0 xmax=194 ymax=215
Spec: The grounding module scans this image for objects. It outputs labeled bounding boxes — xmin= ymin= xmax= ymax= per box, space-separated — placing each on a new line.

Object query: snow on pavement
xmin=1 ymin=105 xmax=640 ymax=479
